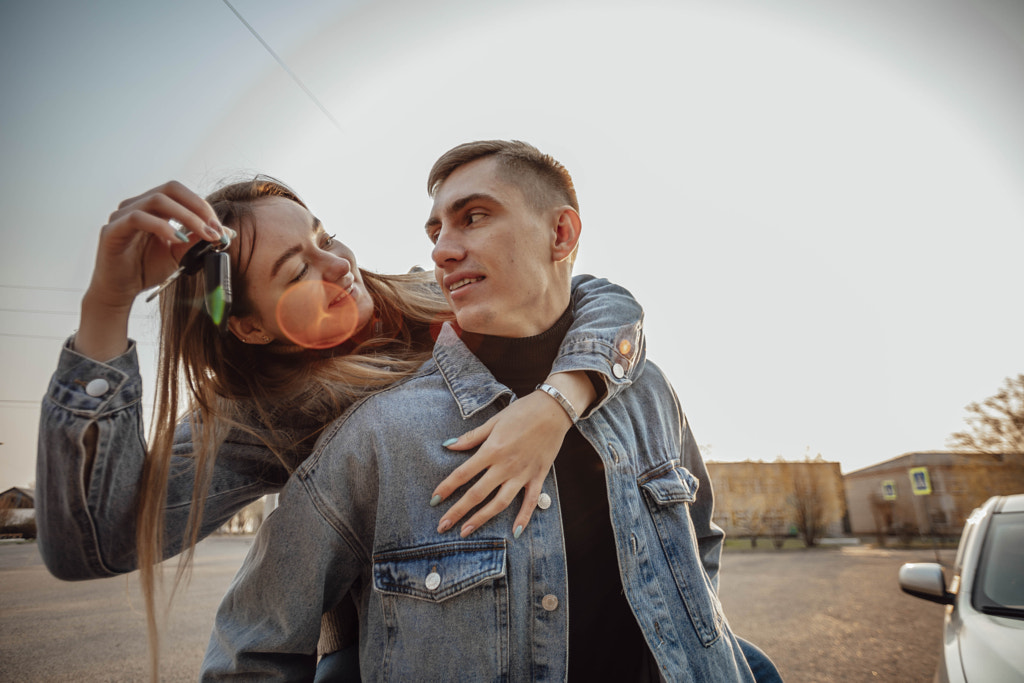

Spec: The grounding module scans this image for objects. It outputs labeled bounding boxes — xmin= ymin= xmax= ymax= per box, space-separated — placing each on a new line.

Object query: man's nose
xmin=431 ymin=227 xmax=465 ymax=267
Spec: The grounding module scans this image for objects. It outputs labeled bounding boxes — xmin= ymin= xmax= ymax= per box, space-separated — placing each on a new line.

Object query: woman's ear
xmin=551 ymin=207 xmax=582 ymax=263
xmin=227 ymin=314 xmax=272 ymax=345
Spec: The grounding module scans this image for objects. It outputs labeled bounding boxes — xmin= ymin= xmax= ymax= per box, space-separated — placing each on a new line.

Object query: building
xmin=707 ymin=460 xmax=846 ymax=541
xmin=843 ymin=452 xmax=1024 ymax=537
xmin=0 ymin=486 xmax=35 ymax=526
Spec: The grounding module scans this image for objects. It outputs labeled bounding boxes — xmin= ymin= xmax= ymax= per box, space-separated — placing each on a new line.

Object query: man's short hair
xmin=428 ymin=140 xmax=579 ymax=215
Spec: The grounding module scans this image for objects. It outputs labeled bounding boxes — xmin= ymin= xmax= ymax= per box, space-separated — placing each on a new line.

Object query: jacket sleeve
xmin=201 ymin=474 xmax=356 ymax=681
xmin=559 ymin=274 xmax=646 ymax=418
xmin=35 ymin=339 xmax=289 ymax=581
xmin=680 ymin=414 xmax=725 ymax=591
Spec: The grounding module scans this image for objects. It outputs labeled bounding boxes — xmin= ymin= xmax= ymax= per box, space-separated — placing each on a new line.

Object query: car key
xmin=145 ymin=239 xmax=221 ymax=303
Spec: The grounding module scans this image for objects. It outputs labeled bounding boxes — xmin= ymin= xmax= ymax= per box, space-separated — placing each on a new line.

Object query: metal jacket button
xmin=537 ymin=492 xmax=552 ymax=510
xmin=612 ymin=363 xmax=625 ymax=379
xmin=542 ymin=594 xmax=559 ymax=611
xmin=85 ymin=378 xmax=110 ymax=397
xmin=425 ymin=572 xmax=441 ymax=591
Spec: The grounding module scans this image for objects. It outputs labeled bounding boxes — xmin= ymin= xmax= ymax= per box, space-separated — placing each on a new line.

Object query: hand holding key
xmin=75 ymin=181 xmax=227 ymax=361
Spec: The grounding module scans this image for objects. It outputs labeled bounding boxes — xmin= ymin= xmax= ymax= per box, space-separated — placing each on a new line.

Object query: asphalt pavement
xmin=0 ymin=537 xmax=950 ymax=682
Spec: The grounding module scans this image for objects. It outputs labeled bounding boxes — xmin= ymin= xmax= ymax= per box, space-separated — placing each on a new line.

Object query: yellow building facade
xmin=706 ymin=460 xmax=846 ymax=542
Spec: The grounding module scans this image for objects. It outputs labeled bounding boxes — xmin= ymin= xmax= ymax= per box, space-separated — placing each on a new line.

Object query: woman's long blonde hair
xmin=136 ymin=177 xmax=452 ymax=677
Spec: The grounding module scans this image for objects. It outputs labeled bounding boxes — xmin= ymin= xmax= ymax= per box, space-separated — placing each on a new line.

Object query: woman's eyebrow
xmin=270 ymin=217 xmax=322 ymax=278
xmin=271 ymin=245 xmax=302 ymax=278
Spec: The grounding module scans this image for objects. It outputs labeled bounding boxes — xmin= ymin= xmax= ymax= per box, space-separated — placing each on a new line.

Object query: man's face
xmin=426 ymin=157 xmax=568 ymax=338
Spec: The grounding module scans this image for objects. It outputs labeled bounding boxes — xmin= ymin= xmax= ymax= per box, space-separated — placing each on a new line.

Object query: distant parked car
xmin=898 ymin=494 xmax=1024 ymax=683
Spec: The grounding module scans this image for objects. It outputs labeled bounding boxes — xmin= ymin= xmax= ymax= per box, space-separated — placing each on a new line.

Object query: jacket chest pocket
xmin=640 ymin=464 xmax=725 ymax=647
xmin=372 ymin=539 xmax=510 ymax=680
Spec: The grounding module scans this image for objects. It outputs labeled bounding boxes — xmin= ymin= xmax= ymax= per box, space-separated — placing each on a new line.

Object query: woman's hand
xmin=76 ymin=181 xmax=224 ymax=361
xmin=89 ymin=181 xmax=223 ymax=307
xmin=431 ymin=371 xmax=598 ymax=538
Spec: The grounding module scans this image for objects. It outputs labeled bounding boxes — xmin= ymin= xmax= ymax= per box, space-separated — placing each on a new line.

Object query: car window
xmin=972 ymin=512 xmax=1024 ymax=618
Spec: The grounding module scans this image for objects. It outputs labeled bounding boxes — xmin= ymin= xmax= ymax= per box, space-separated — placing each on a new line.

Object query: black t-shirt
xmin=463 ymin=309 xmax=659 ymax=681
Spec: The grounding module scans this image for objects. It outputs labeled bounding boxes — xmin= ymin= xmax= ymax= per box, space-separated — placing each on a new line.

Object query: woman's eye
xmin=321 ymin=233 xmax=336 ymax=249
xmin=291 ymin=264 xmax=309 ymax=283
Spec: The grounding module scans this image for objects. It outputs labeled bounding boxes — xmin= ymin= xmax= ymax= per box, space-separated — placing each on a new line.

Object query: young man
xmin=202 ymin=141 xmax=767 ymax=681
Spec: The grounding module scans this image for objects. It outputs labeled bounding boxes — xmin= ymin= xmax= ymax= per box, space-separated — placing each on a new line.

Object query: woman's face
xmin=227 ymin=197 xmax=375 ymax=348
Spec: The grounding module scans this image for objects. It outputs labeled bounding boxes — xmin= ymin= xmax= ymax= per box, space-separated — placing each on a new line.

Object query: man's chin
xmin=453 ymin=308 xmax=497 ymax=336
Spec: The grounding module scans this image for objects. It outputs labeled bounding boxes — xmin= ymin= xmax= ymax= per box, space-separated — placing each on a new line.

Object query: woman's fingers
xmin=430 ymin=417 xmax=499 ymax=503
xmin=456 ymin=480 xmax=527 ymax=538
xmin=510 ymin=479 xmax=543 ymax=538
xmin=434 ymin=466 xmax=502 ymax=533
xmin=433 ymin=391 xmax=570 ymax=537
xmin=93 ymin=181 xmax=228 ymax=300
xmin=109 ymin=183 xmax=221 ymax=244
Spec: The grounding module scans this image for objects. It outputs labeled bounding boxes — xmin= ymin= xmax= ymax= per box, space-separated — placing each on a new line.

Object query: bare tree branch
xmin=948 ymin=373 xmax=1024 ymax=454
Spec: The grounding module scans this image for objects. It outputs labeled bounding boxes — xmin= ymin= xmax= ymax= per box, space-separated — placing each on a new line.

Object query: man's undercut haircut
xmin=428 ymin=140 xmax=579 ymax=215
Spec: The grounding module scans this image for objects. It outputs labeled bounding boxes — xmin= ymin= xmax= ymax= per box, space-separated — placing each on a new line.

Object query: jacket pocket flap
xmin=639 ymin=463 xmax=699 ymax=506
xmin=373 ymin=539 xmax=507 ymax=603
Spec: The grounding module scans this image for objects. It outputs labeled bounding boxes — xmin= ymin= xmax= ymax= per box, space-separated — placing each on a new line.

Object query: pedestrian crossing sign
xmin=881 ymin=480 xmax=897 ymax=500
xmin=909 ymin=467 xmax=932 ymax=496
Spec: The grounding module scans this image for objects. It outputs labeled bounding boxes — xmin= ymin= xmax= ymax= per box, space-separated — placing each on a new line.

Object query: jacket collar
xmin=431 ymin=323 xmax=515 ymax=420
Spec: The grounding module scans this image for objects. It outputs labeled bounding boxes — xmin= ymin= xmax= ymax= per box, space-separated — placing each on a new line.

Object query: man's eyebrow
xmin=271 ymin=216 xmax=321 ymax=278
xmin=425 ymin=193 xmax=501 ymax=233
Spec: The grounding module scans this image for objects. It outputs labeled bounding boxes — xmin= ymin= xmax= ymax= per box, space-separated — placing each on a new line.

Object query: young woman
xmin=36 ymin=177 xmax=645 ymax=678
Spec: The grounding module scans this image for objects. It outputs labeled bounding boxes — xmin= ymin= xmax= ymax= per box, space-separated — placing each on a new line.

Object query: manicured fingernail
xmin=442 ymin=437 xmax=458 ymax=447
xmin=429 ymin=494 xmax=442 ymax=507
xmin=173 ymin=228 xmax=190 ymax=243
xmin=514 ymin=525 xmax=523 ymax=539
xmin=218 ymin=231 xmax=231 ymax=246
xmin=460 ymin=524 xmax=475 ymax=537
xmin=437 ymin=519 xmax=452 ymax=533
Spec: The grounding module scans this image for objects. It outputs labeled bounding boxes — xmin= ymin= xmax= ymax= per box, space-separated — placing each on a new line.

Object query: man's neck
xmin=459 ymin=306 xmax=573 ymax=398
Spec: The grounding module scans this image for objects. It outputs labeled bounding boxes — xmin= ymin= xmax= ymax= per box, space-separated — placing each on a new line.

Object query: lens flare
xmin=275 ymin=280 xmax=360 ymax=349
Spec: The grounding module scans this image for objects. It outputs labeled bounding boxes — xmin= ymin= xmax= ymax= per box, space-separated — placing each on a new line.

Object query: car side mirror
xmin=898 ymin=563 xmax=954 ymax=606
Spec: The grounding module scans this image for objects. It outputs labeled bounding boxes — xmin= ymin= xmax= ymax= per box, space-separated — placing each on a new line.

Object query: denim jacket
xmin=201 ymin=323 xmax=754 ymax=681
xmin=35 ymin=275 xmax=644 ymax=581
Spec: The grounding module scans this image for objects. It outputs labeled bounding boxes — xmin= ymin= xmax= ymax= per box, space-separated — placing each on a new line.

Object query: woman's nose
xmin=318 ymin=252 xmax=352 ymax=282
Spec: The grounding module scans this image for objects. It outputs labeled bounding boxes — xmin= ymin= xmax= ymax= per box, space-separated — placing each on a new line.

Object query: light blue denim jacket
xmin=35 ymin=275 xmax=644 ymax=581
xmin=201 ymin=318 xmax=754 ymax=681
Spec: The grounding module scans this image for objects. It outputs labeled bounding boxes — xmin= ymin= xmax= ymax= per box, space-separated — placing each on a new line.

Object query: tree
xmin=948 ymin=373 xmax=1024 ymax=454
xmin=787 ymin=466 xmax=828 ymax=547
xmin=0 ymin=497 xmax=15 ymax=530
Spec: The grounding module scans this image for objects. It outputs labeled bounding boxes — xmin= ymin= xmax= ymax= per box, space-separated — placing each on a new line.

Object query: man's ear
xmin=227 ymin=314 xmax=273 ymax=345
xmin=551 ymin=207 xmax=582 ymax=263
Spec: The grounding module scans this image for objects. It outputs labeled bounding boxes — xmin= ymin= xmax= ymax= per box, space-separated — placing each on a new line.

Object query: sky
xmin=1 ymin=0 xmax=1022 ymax=492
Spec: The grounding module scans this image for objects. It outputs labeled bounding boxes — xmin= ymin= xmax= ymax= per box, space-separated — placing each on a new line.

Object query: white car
xmin=899 ymin=494 xmax=1024 ymax=683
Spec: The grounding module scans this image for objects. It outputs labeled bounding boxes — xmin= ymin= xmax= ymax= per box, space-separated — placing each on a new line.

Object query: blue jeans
xmin=315 ymin=645 xmax=359 ymax=682
xmin=739 ymin=638 xmax=784 ymax=682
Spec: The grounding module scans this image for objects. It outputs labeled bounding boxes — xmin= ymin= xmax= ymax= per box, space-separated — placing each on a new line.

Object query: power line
xmin=0 ymin=332 xmax=156 ymax=344
xmin=0 ymin=307 xmax=79 ymax=316
xmin=0 ymin=284 xmax=83 ymax=293
xmin=221 ymin=0 xmax=343 ymax=134
xmin=0 ymin=307 xmax=156 ymax=319
xmin=0 ymin=332 xmax=72 ymax=341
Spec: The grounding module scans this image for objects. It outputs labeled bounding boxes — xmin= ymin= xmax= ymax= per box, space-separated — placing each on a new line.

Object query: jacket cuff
xmin=46 ymin=337 xmax=142 ymax=416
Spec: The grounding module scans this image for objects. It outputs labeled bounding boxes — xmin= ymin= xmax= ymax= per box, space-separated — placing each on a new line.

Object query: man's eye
xmin=467 ymin=212 xmax=485 ymax=224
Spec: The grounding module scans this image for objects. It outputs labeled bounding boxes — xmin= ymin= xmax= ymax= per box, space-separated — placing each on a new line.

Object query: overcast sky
xmin=2 ymin=0 xmax=1022 ymax=492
